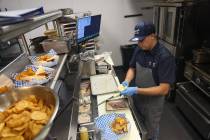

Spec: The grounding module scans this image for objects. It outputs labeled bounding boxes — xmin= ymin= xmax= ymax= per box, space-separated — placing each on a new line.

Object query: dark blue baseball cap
xmin=130 ymin=21 xmax=155 ymax=42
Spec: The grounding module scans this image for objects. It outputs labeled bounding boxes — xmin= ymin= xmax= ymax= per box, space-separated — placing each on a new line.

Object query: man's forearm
xmin=136 ymin=83 xmax=170 ymax=96
xmin=125 ymin=68 xmax=135 ymax=83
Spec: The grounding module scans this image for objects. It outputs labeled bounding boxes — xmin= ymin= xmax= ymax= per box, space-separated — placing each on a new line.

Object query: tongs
xmin=97 ymin=93 xmax=122 ymax=106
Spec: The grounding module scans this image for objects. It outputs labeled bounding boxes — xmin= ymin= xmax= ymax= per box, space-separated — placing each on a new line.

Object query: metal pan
xmin=0 ymin=85 xmax=59 ymax=140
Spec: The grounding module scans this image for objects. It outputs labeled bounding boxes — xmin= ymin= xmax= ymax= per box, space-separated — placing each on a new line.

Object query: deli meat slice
xmin=106 ymin=98 xmax=128 ymax=111
xmin=108 ymin=100 xmax=127 ymax=108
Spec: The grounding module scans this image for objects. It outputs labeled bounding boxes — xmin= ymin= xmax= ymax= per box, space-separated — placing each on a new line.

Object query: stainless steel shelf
xmin=0 ymin=52 xmax=67 ymax=89
xmin=154 ymin=1 xmax=193 ymax=7
xmin=0 ymin=10 xmax=62 ymax=42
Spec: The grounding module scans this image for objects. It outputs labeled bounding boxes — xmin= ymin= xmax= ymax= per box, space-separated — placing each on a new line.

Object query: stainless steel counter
xmin=48 ymin=51 xmax=82 ymax=140
xmin=0 ymin=51 xmax=146 ymax=140
xmin=0 ymin=10 xmax=62 ymax=42
xmin=80 ymin=59 xmax=146 ymax=140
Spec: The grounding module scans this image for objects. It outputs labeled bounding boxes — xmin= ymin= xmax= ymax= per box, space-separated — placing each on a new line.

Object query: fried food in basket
xmin=0 ymin=86 xmax=9 ymax=94
xmin=37 ymin=55 xmax=54 ymax=62
xmin=111 ymin=117 xmax=128 ymax=134
xmin=0 ymin=95 xmax=54 ymax=140
xmin=15 ymin=67 xmax=48 ymax=81
xmin=15 ymin=68 xmax=35 ymax=81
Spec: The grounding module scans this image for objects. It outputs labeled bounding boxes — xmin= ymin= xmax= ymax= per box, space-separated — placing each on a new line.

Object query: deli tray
xmin=106 ymin=98 xmax=129 ymax=111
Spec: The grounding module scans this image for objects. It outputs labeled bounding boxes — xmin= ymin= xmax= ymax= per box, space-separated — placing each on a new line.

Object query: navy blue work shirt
xmin=129 ymin=42 xmax=176 ymax=85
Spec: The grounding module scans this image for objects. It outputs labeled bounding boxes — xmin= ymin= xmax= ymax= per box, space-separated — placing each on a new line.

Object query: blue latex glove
xmin=121 ymin=81 xmax=129 ymax=87
xmin=120 ymin=87 xmax=138 ymax=96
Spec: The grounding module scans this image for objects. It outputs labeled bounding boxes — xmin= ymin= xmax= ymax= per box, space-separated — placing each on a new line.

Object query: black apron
xmin=133 ymin=62 xmax=164 ymax=140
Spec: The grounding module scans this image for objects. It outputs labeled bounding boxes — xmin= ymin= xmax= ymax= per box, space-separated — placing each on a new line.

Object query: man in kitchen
xmin=120 ymin=21 xmax=175 ymax=140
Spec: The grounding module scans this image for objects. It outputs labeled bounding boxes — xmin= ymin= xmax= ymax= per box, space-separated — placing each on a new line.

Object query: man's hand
xmin=121 ymin=81 xmax=129 ymax=87
xmin=120 ymin=87 xmax=138 ymax=96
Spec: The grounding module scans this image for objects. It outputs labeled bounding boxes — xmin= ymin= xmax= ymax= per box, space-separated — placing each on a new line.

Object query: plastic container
xmin=79 ymin=127 xmax=89 ymax=140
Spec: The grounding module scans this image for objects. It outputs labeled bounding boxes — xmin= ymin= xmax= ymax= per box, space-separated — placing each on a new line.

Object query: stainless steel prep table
xmin=80 ymin=55 xmax=147 ymax=140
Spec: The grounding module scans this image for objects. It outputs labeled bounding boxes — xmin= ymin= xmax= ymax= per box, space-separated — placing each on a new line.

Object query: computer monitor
xmin=77 ymin=15 xmax=101 ymax=44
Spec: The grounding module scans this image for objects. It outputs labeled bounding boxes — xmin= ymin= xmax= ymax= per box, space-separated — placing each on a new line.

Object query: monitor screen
xmin=77 ymin=15 xmax=101 ymax=44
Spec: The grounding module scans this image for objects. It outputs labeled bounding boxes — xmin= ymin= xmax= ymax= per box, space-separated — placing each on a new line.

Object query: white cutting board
xmin=90 ymin=74 xmax=118 ymax=95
